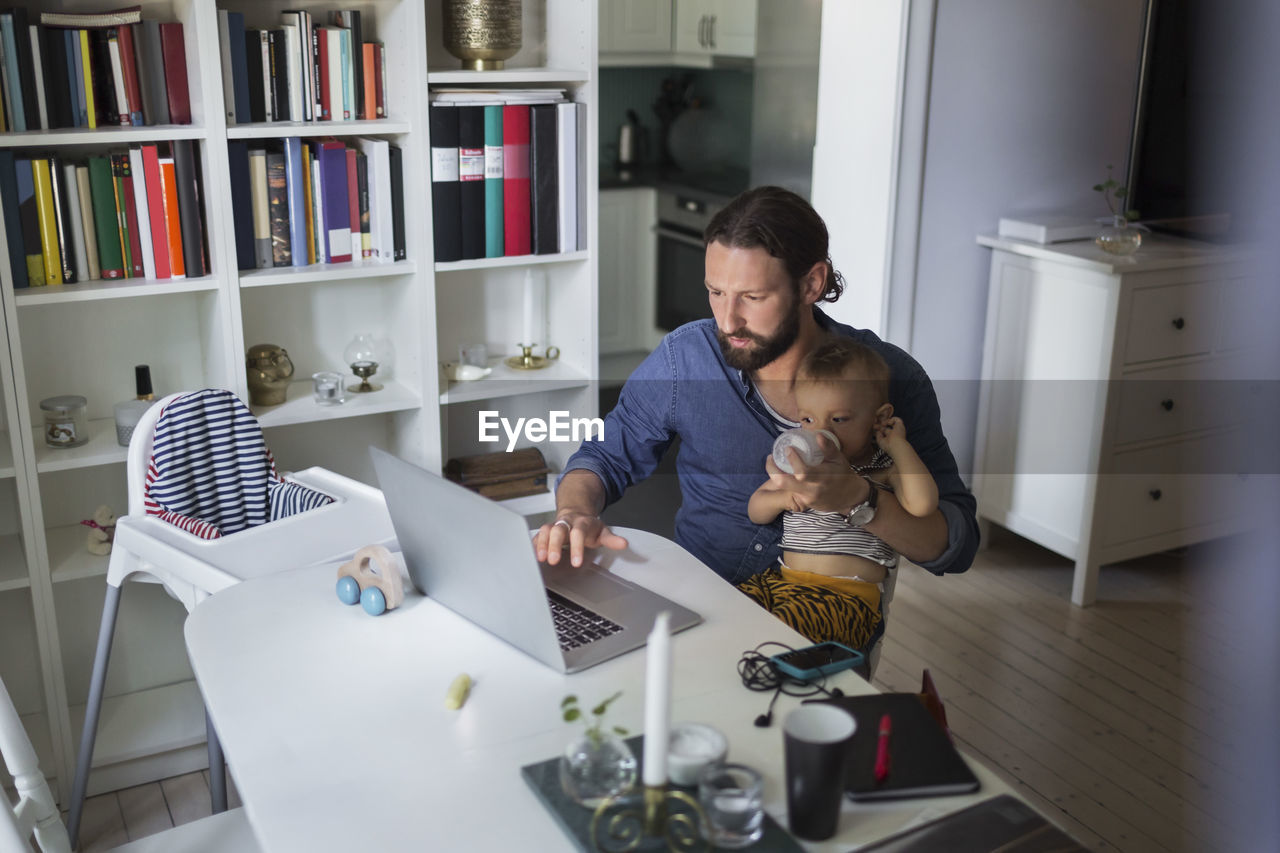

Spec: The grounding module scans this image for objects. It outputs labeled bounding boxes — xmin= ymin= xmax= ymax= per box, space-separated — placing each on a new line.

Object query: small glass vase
xmin=1096 ymin=215 xmax=1142 ymax=256
xmin=558 ymin=732 xmax=638 ymax=808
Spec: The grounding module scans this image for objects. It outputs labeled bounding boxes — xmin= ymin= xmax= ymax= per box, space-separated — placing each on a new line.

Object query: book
xmin=314 ymin=25 xmax=329 ymax=120
xmin=317 ymin=140 xmax=351 ymax=263
xmin=224 ymin=11 xmax=251 ymax=125
xmin=75 ymin=165 xmax=100 ymax=280
xmin=361 ymin=42 xmax=375 ymax=121
xmin=429 ymin=103 xmax=461 ymax=262
xmin=483 ymin=104 xmax=504 ymax=258
xmin=10 ymin=7 xmax=36 ymax=130
xmin=40 ymin=6 xmax=142 ymax=29
xmin=158 ymin=22 xmax=190 ymax=124
xmin=0 ymin=29 xmax=13 ymax=133
xmin=336 ymin=26 xmax=352 ymax=121
xmin=248 ymin=148 xmax=270 ymax=268
xmin=344 ymin=146 xmax=360 ymax=262
xmin=139 ymin=144 xmax=169 ymax=278
xmin=29 ymin=25 xmax=48 ymax=130
xmin=267 ymin=28 xmax=287 ymax=121
xmin=310 ymin=152 xmax=324 ymax=260
xmin=267 ymin=151 xmax=290 ymax=266
xmin=243 ymin=29 xmax=265 ymax=122
xmin=0 ymin=13 xmax=27 ymax=132
xmin=807 ymin=693 xmax=980 ymax=801
xmin=281 ymin=10 xmax=312 ymax=121
xmin=77 ymin=29 xmax=95 ymax=128
xmin=91 ymin=29 xmax=118 ymax=125
xmin=355 ymin=136 xmax=391 ymax=261
xmin=0 ymin=150 xmax=28 ymax=287
xmin=555 ymin=102 xmax=579 ymax=253
xmin=355 ymin=151 xmax=370 ymax=257
xmin=40 ymin=26 xmax=71 ymax=128
xmin=109 ymin=153 xmax=131 ymax=275
xmin=134 ymin=22 xmax=166 ymax=125
xmin=372 ymin=43 xmax=385 ymax=118
xmin=226 ymin=141 xmax=255 ymax=271
xmin=530 ymin=103 xmax=558 ymax=255
xmin=156 ymin=153 xmax=184 ymax=278
xmin=256 ymin=29 xmax=272 ymax=121
xmin=855 ymin=794 xmax=1085 ymax=852
xmin=87 ymin=156 xmax=124 ymax=279
xmin=331 ymin=10 xmax=362 ymax=120
xmin=282 ymin=137 xmax=308 ymax=268
xmin=388 ymin=144 xmax=404 ymax=261
xmin=15 ymin=158 xmax=44 ymax=284
xmin=67 ymin=29 xmax=85 ymax=127
xmin=501 ymin=103 xmax=531 ymax=256
xmin=127 ymin=147 xmax=154 ymax=279
xmin=323 ymin=27 xmax=342 ymax=122
xmin=457 ymin=105 xmax=486 ymax=260
xmin=118 ymin=151 xmax=145 ymax=277
xmin=996 ymin=214 xmax=1097 ymax=244
xmin=31 ymin=158 xmax=63 ymax=285
xmin=301 ymin=142 xmax=316 ymax=263
xmin=280 ymin=21 xmax=303 ymax=124
xmin=171 ymin=139 xmax=205 ymax=277
xmin=106 ymin=29 xmax=129 ymax=126
xmin=61 ymin=162 xmax=90 ymax=282
xmin=115 ymin=23 xmax=143 ymax=126
xmin=48 ymin=157 xmax=76 ymax=283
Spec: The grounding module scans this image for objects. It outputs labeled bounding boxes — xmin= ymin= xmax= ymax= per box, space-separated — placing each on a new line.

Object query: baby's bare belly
xmin=782 ymin=551 xmax=888 ymax=584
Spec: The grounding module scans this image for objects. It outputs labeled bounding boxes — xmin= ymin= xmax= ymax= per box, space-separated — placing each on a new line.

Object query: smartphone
xmin=770 ymin=641 xmax=865 ymax=682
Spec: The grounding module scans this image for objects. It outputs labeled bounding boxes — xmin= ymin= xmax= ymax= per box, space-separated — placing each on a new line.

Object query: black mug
xmin=783 ymin=705 xmax=857 ymax=840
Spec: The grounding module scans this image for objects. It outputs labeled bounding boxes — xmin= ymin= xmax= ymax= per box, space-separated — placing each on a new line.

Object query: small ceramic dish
xmin=668 ymin=722 xmax=728 ymax=786
xmin=443 ymin=363 xmax=493 ymax=382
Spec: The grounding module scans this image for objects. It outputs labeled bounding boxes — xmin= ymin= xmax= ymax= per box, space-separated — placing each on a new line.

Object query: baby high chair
xmin=65 ymin=390 xmax=394 ymax=847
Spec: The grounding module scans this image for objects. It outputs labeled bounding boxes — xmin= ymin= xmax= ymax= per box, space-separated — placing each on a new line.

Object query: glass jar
xmin=41 ymin=395 xmax=89 ymax=448
xmin=1096 ymin=215 xmax=1142 ymax=256
xmin=559 ymin=731 xmax=637 ymax=808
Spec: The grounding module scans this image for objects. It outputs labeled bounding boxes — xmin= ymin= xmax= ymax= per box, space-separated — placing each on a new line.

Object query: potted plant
xmin=558 ymin=692 xmax=638 ymax=808
xmin=1093 ymin=164 xmax=1142 ymax=255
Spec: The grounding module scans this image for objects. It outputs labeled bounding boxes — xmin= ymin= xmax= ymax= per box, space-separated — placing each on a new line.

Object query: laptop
xmin=370 ymin=447 xmax=701 ymax=673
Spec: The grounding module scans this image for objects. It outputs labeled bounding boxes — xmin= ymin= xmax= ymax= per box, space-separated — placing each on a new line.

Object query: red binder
xmin=159 ymin=22 xmax=190 ymax=124
xmin=502 ymin=104 xmax=531 ymax=257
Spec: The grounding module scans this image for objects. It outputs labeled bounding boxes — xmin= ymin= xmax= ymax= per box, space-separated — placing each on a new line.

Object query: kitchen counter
xmin=600 ymin=165 xmax=750 ymax=199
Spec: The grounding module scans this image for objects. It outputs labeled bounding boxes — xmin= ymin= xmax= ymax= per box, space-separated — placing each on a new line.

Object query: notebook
xmin=806 ymin=692 xmax=980 ymax=800
xmin=370 ymin=447 xmax=701 ymax=673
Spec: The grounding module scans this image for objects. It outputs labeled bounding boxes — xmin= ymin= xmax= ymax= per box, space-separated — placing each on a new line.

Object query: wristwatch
xmin=845 ymin=476 xmax=879 ymax=527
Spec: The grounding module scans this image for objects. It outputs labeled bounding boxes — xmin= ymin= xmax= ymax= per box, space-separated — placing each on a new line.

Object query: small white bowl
xmin=667 ymin=722 xmax=728 ymax=787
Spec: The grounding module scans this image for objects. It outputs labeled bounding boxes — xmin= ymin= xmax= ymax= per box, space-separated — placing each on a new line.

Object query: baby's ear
xmin=875 ymin=403 xmax=894 ymax=425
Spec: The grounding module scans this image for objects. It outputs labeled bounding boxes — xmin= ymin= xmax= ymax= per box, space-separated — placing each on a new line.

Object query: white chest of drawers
xmin=973 ymin=234 xmax=1275 ymax=605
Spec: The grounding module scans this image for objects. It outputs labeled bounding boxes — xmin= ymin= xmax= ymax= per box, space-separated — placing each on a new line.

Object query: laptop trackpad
xmin=544 ymin=563 xmax=630 ymax=605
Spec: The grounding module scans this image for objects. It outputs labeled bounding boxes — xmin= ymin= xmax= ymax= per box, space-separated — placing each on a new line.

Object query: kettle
xmin=617 ymin=109 xmax=646 ymax=169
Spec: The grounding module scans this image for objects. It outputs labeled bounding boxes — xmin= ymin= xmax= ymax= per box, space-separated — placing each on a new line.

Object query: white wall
xmin=901 ymin=0 xmax=1146 ymax=477
xmin=810 ymin=0 xmax=906 ymax=336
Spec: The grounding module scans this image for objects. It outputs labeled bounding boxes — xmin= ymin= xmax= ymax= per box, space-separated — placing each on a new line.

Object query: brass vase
xmin=443 ymin=0 xmax=522 ymax=70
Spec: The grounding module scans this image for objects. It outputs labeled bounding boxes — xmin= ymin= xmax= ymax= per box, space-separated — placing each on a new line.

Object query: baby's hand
xmin=876 ymin=417 xmax=909 ymax=451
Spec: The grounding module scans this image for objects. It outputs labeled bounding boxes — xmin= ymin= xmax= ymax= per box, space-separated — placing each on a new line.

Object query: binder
xmin=40 ymin=26 xmax=71 ymax=128
xmin=90 ymin=30 xmax=117 ymax=125
xmin=283 ymin=138 xmax=308 ymax=268
xmin=501 ymin=104 xmax=531 ymax=256
xmin=530 ymin=103 xmax=558 ymax=255
xmin=61 ymin=162 xmax=89 ymax=282
xmin=15 ymin=157 xmax=44 ymax=284
xmin=429 ymin=103 xmax=461 ymax=262
xmin=158 ymin=22 xmax=190 ymax=124
xmin=248 ymin=148 xmax=270 ymax=269
xmin=0 ymin=150 xmax=28 ymax=287
xmin=171 ymin=139 xmax=206 ymax=277
xmin=555 ymin=102 xmax=578 ymax=253
xmin=388 ymin=144 xmax=405 ymax=261
xmin=457 ymin=105 xmax=486 ymax=260
xmin=227 ymin=141 xmax=256 ymax=271
xmin=483 ymin=104 xmax=503 ymax=258
xmin=139 ymin=144 xmax=170 ymax=278
xmin=243 ymin=29 xmax=265 ymax=122
xmin=31 ymin=158 xmax=63 ymax=285
xmin=317 ymin=140 xmax=351 ymax=263
xmin=138 ymin=20 xmax=168 ymax=125
xmin=267 ymin=151 xmax=290 ymax=267
xmin=0 ymin=13 xmax=28 ymax=132
xmin=87 ymin=156 xmax=124 ymax=279
xmin=226 ymin=11 xmax=251 ymax=124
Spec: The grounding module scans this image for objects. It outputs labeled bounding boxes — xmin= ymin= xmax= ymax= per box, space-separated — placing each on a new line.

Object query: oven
xmin=654 ymin=188 xmax=730 ymax=332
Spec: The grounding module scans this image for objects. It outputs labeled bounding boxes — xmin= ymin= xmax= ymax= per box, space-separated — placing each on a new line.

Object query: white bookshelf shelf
xmin=439 ymin=357 xmax=592 ymax=405
xmin=226 ymin=119 xmax=412 ymax=139
xmin=427 ymin=68 xmax=590 ymax=84
xmin=239 ymin=259 xmax=417 ymax=287
xmin=497 ymin=487 xmax=555 ymax=516
xmin=0 ymin=533 xmax=30 ymax=591
xmin=31 ymin=419 xmax=127 ymax=473
xmin=253 ymin=378 xmax=423 ymax=429
xmin=48 ymin=524 xmax=109 ymax=584
xmin=13 ymin=275 xmax=222 ymax=306
xmin=69 ymin=680 xmax=206 ymax=768
xmin=0 ymin=125 xmax=208 ymax=148
xmin=435 ymin=251 xmax=588 ymax=273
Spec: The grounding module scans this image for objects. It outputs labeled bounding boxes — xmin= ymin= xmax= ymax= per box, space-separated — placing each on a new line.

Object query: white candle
xmin=522 ymin=271 xmax=535 ymax=344
xmin=642 ymin=610 xmax=672 ymax=787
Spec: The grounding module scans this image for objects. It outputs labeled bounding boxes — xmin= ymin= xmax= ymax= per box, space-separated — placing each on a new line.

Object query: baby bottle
xmin=772 ymin=428 xmax=841 ymax=473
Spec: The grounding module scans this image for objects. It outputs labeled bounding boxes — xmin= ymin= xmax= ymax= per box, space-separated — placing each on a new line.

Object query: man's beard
xmin=716 ymin=297 xmax=803 ymax=372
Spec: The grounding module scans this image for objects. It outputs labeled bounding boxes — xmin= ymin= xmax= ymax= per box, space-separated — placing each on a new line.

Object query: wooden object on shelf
xmin=446 ymin=447 xmax=549 ymax=500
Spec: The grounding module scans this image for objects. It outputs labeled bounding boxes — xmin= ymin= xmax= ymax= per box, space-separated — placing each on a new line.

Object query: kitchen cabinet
xmin=599 ymin=188 xmax=659 ymax=357
xmin=973 ymin=234 xmax=1273 ymax=606
xmin=674 ymin=0 xmax=756 ymax=58
xmin=600 ymin=0 xmax=672 ymax=53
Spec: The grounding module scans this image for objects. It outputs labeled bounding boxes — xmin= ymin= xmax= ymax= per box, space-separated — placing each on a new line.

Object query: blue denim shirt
xmin=564 ymin=309 xmax=979 ymax=584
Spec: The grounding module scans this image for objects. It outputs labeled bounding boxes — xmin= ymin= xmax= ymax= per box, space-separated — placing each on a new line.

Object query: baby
xmin=738 ymin=336 xmax=938 ymax=650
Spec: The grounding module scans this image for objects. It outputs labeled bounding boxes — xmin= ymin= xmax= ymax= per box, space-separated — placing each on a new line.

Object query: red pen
xmin=874 ymin=713 xmax=892 ymax=783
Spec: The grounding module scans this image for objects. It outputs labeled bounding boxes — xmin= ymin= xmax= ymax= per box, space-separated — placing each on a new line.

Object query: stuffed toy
xmin=81 ymin=505 xmax=117 ymax=556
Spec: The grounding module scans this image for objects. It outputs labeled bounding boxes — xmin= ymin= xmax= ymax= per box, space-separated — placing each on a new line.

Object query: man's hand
xmin=765 ymin=433 xmax=871 ymax=514
xmin=534 ymin=510 xmax=628 ymax=567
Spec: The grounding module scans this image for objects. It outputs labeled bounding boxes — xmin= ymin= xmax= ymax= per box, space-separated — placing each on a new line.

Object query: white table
xmin=185 ymin=527 xmax=1015 ymax=852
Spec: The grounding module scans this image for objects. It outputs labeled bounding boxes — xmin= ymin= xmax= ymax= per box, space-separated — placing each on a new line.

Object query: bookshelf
xmin=0 ymin=0 xmax=597 ymax=805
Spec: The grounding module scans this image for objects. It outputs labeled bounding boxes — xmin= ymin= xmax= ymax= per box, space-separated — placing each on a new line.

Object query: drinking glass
xmin=697 ymin=762 xmax=764 ymax=849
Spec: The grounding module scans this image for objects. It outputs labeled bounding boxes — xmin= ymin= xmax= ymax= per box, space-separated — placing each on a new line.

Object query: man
xmin=534 ymin=186 xmax=977 ymax=585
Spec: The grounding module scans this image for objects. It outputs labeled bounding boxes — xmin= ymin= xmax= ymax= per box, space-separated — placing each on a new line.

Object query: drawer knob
xmin=1149 ymin=488 xmax=1163 ymax=501
xmin=1171 ymin=317 xmax=1185 ymax=330
xmin=1160 ymin=398 xmax=1175 ymax=412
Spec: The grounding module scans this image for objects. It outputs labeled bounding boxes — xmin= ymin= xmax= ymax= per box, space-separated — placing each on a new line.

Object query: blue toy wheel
xmin=361 ymin=586 xmax=387 ymax=616
xmin=336 ymin=576 xmax=361 ymax=606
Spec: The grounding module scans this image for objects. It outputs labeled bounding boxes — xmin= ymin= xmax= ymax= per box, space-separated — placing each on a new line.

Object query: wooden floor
xmin=68 ymin=531 xmax=1250 ymax=852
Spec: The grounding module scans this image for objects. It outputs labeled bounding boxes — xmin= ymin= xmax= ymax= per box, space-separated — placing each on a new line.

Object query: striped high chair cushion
xmin=144 ymin=390 xmax=333 ymax=539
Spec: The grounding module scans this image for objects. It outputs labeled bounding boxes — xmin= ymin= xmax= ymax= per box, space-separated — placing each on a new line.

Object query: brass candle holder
xmin=589 ymin=785 xmax=707 ymax=852
xmin=504 ymin=343 xmax=560 ymax=371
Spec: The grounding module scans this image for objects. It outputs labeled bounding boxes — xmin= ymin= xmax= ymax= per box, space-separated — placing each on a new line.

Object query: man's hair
xmin=703 ymin=186 xmax=845 ymax=303
xmin=798 ymin=336 xmax=890 ymax=404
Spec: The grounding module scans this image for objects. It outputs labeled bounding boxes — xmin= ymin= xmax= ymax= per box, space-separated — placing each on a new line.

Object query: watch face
xmin=847 ymin=504 xmax=875 ymax=526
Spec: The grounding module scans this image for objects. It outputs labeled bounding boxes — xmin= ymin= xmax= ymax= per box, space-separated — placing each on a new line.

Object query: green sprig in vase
xmin=1093 ymin=164 xmax=1142 ymax=256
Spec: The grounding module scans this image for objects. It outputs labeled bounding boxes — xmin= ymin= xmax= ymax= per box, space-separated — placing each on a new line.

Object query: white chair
xmin=65 ymin=390 xmax=395 ymax=847
xmin=2 ymin=674 xmax=259 ymax=853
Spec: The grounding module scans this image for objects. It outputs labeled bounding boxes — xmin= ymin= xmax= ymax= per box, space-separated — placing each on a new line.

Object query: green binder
xmin=484 ymin=104 xmax=504 ymax=258
xmin=87 ymin=156 xmax=125 ymax=279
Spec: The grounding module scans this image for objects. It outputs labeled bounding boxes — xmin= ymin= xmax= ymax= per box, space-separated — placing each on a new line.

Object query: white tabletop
xmin=185 ymin=527 xmax=1014 ymax=852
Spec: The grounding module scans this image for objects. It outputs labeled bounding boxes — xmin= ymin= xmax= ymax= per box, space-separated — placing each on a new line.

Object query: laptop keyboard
xmin=547 ymin=590 xmax=623 ymax=651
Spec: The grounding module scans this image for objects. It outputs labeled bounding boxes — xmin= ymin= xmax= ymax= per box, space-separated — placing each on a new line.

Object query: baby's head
xmin=795 ymin=336 xmax=893 ymax=463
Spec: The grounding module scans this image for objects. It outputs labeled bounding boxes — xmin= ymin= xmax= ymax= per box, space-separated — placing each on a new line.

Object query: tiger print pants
xmin=736 ymin=564 xmax=883 ymax=652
